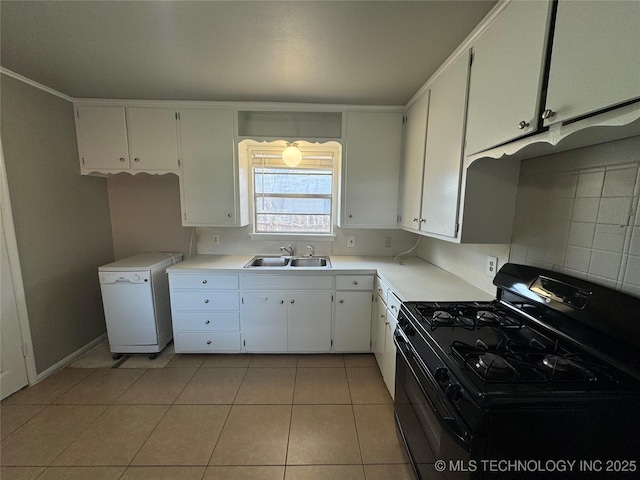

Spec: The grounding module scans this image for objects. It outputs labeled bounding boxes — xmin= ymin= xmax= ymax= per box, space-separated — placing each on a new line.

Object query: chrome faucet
xmin=306 ymin=245 xmax=314 ymax=257
xmin=280 ymin=245 xmax=295 ymax=256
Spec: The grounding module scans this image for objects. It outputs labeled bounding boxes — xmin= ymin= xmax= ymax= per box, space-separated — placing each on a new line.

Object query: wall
xmin=415 ymin=239 xmax=509 ymax=294
xmin=0 ymin=74 xmax=115 ymax=373
xmin=510 ymin=136 xmax=640 ymax=297
xmin=107 ymin=173 xmax=193 ymax=260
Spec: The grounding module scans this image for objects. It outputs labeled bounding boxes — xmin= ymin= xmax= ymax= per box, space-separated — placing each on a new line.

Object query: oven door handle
xmin=394 ymin=328 xmax=472 ymax=450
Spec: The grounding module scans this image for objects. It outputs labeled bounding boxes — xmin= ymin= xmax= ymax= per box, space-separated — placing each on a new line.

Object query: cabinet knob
xmin=385 ymin=321 xmax=390 ymax=326
xmin=134 ymin=157 xmax=140 ymax=162
xmin=413 ymin=218 xmax=418 ymax=222
xmin=542 ymin=109 xmax=556 ymax=120
xmin=353 ymin=281 xmax=359 ymax=285
xmin=119 ymin=157 xmax=125 ymax=163
xmin=348 ymin=214 xmax=353 ymax=218
xmin=206 ymin=340 xmax=212 ymax=345
xmin=517 ymin=121 xmax=529 ymax=130
xmin=227 ymin=213 xmax=232 ymax=218
xmin=339 ymin=299 xmax=344 ymax=303
xmin=205 ymin=320 xmax=210 ymax=325
xmin=202 ymin=279 xmax=208 ymax=284
xmin=204 ymin=299 xmax=210 ymax=304
xmin=290 ymin=299 xmax=295 ymax=304
xmin=280 ymin=300 xmax=284 ymax=304
xmin=419 ymin=218 xmax=425 ymax=223
xmin=381 ymin=314 xmax=385 ymax=319
xmin=391 ymin=305 xmax=397 ymax=311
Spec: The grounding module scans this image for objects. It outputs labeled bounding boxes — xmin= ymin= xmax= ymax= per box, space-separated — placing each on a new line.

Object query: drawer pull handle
xmin=339 ymin=299 xmax=344 ymax=304
xmin=353 ymin=281 xmax=359 ymax=285
xmin=290 ymin=300 xmax=295 ymax=304
xmin=204 ymin=299 xmax=210 ymax=304
xmin=134 ymin=157 xmax=140 ymax=162
xmin=202 ymin=279 xmax=208 ymax=284
xmin=119 ymin=157 xmax=125 ymax=163
xmin=206 ymin=340 xmax=212 ymax=345
xmin=385 ymin=321 xmax=390 ymax=326
xmin=280 ymin=300 xmax=284 ymax=304
xmin=391 ymin=305 xmax=397 ymax=311
xmin=205 ymin=320 xmax=210 ymax=325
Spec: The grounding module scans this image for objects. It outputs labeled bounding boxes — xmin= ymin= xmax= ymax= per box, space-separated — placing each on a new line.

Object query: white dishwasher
xmin=99 ymin=252 xmax=183 ymax=359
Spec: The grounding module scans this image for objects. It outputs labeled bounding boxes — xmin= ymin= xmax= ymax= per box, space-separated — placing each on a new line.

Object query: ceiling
xmin=0 ymin=1 xmax=497 ymax=105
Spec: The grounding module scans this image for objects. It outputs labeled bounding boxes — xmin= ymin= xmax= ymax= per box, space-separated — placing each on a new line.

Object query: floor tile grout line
xmin=350 ymin=403 xmax=365 ymax=467
xmin=122 ymin=402 xmax=173 ymax=470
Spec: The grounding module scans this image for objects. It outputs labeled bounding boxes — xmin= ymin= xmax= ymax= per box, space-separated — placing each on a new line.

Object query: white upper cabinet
xmin=342 ymin=111 xmax=403 ymax=228
xmin=179 ymin=109 xmax=247 ymax=227
xmin=543 ymin=0 xmax=640 ymax=127
xmin=75 ymin=105 xmax=180 ymax=174
xmin=127 ymin=108 xmax=179 ymax=171
xmin=75 ymin=106 xmax=130 ymax=171
xmin=420 ymin=51 xmax=470 ymax=239
xmin=398 ymin=91 xmax=429 ymax=231
xmin=465 ymin=0 xmax=552 ymax=156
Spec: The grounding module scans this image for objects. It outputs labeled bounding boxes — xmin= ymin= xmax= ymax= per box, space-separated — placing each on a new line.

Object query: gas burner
xmin=433 ymin=310 xmax=455 ymax=325
xmin=542 ymin=354 xmax=571 ymax=372
xmin=476 ymin=310 xmax=499 ymax=324
xmin=477 ymin=353 xmax=510 ymax=373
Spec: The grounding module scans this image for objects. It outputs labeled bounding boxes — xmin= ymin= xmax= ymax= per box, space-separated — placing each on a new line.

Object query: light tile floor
xmin=1 ymin=353 xmax=414 ymax=480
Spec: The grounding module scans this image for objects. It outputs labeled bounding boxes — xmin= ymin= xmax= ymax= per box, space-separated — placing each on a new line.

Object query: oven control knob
xmin=435 ymin=367 xmax=449 ymax=383
xmin=405 ymin=324 xmax=416 ymax=336
xmin=445 ymin=383 xmax=462 ymax=402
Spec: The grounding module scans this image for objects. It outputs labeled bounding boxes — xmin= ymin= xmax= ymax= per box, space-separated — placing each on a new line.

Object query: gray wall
xmin=107 ymin=173 xmax=192 ymax=260
xmin=1 ymin=74 xmax=115 ymax=373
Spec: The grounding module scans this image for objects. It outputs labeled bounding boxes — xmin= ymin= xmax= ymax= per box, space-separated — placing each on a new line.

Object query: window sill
xmin=249 ymin=233 xmax=336 ymax=242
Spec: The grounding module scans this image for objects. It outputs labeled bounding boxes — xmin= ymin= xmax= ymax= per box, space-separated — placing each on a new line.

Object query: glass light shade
xmin=282 ymin=144 xmax=302 ymax=167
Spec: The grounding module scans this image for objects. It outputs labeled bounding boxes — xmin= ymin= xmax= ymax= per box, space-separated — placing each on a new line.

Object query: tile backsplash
xmin=510 ymin=136 xmax=640 ymax=297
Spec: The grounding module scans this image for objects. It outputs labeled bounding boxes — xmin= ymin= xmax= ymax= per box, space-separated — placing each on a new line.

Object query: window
xmin=249 ymin=144 xmax=339 ymax=234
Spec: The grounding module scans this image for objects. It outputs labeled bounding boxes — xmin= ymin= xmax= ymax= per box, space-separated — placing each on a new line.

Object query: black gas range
xmin=394 ymin=263 xmax=640 ymax=480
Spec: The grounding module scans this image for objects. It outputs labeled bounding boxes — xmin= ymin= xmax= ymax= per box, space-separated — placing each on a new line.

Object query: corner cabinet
xmin=464 ymin=0 xmax=553 ymax=156
xmin=341 ymin=111 xmax=403 ymax=228
xmin=75 ymin=106 xmax=180 ymax=174
xmin=178 ymin=109 xmax=249 ymax=227
xmin=543 ymin=1 xmax=640 ymax=127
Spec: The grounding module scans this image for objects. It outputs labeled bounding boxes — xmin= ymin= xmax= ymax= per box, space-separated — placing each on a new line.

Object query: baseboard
xmin=35 ymin=334 xmax=107 ymax=383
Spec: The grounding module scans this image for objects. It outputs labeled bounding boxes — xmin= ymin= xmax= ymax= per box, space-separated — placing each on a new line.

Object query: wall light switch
xmin=212 ymin=235 xmax=220 ymax=245
xmin=486 ymin=256 xmax=498 ymax=277
xmin=347 ymin=236 xmax=356 ymax=248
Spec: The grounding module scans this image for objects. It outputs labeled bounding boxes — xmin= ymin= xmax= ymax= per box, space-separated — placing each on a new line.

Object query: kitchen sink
xmin=244 ymin=255 xmax=331 ymax=268
xmin=290 ymin=257 xmax=331 ymax=267
xmin=244 ymin=256 xmax=290 ymax=267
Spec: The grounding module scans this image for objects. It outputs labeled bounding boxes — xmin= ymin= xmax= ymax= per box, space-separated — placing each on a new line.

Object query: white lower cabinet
xmin=334 ymin=291 xmax=373 ymax=352
xmin=169 ymin=274 xmax=242 ymax=353
xmin=241 ymin=275 xmax=333 ymax=353
xmin=373 ymin=276 xmax=398 ymax=399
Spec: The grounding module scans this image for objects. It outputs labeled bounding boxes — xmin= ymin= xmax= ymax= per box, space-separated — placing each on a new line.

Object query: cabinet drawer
xmin=173 ymin=312 xmax=240 ymax=331
xmin=175 ymin=332 xmax=241 ymax=352
xmin=336 ymin=275 xmax=374 ymax=291
xmin=170 ymin=274 xmax=238 ymax=290
xmin=242 ymin=274 xmax=332 ymax=290
xmin=387 ymin=292 xmax=401 ymax=319
xmin=171 ymin=291 xmax=239 ymax=311
xmin=375 ymin=277 xmax=389 ymax=304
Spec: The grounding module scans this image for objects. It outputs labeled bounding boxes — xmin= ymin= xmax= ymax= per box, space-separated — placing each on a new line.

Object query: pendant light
xmin=282 ymin=143 xmax=302 ymax=167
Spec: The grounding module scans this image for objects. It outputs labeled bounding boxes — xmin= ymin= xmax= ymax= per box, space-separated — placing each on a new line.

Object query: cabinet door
xmin=465 ymin=0 xmax=552 ymax=155
xmin=399 ymin=91 xmax=429 ymax=231
xmin=76 ymin=106 xmax=129 ymax=170
xmin=382 ymin=312 xmax=396 ymax=399
xmin=287 ymin=291 xmax=332 ymax=352
xmin=420 ymin=52 xmax=470 ymax=239
xmin=343 ymin=112 xmax=403 ymax=228
xmin=127 ymin=108 xmax=179 ymax=171
xmin=242 ymin=291 xmax=287 ymax=352
xmin=372 ymin=297 xmax=387 ymax=366
xmin=334 ymin=291 xmax=372 ymax=352
xmin=179 ymin=109 xmax=237 ymax=226
xmin=544 ymin=1 xmax=640 ymax=126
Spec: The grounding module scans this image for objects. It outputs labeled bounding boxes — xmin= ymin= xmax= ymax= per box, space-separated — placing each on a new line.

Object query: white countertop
xmin=167 ymin=254 xmax=495 ymax=302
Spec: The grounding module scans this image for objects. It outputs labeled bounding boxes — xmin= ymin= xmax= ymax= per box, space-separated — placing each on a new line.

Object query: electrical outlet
xmin=384 ymin=236 xmax=392 ymax=248
xmin=486 ymin=256 xmax=498 ymax=277
xmin=212 ymin=235 xmax=220 ymax=245
xmin=347 ymin=236 xmax=356 ymax=248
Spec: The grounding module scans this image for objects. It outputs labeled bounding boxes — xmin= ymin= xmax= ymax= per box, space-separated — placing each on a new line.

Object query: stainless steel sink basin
xmin=244 ymin=256 xmax=290 ymax=267
xmin=243 ymin=255 xmax=331 ymax=268
xmin=290 ymin=257 xmax=331 ymax=267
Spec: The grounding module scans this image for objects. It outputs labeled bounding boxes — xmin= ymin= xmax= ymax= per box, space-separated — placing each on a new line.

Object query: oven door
xmin=394 ymin=327 xmax=472 ymax=480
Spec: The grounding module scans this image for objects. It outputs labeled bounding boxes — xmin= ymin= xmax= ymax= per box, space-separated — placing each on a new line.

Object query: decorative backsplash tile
xmin=509 ymin=136 xmax=640 ymax=297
